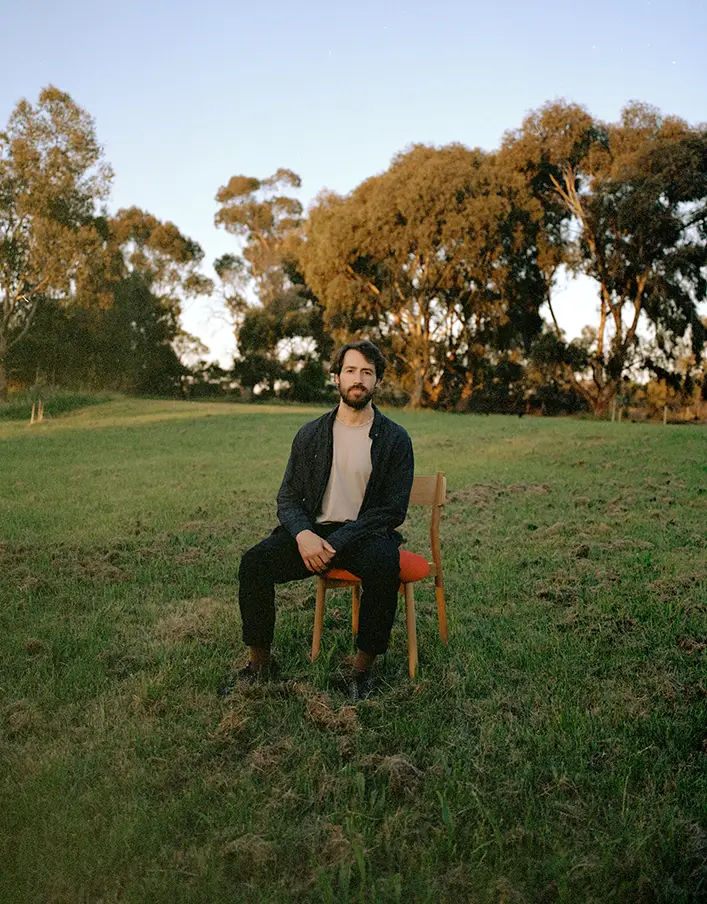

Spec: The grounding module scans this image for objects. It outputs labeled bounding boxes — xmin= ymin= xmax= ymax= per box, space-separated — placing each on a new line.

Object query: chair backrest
xmin=409 ymin=472 xmax=446 ymax=508
xmin=407 ymin=472 xmax=445 ymax=570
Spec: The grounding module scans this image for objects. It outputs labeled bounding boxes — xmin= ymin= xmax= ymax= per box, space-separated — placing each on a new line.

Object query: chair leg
xmin=404 ymin=582 xmax=418 ymax=679
xmin=351 ymin=584 xmax=361 ymax=638
xmin=311 ymin=577 xmax=326 ymax=661
xmin=436 ymin=583 xmax=448 ymax=645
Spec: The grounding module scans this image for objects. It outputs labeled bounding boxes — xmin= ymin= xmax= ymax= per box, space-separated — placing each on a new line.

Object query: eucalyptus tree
xmin=214 ymin=169 xmax=331 ymax=398
xmin=87 ymin=206 xmax=212 ymax=392
xmin=8 ymin=207 xmax=212 ymax=393
xmin=214 ymin=168 xmax=302 ymax=307
xmin=301 ymin=144 xmax=544 ymax=408
xmin=0 ymin=86 xmax=112 ymax=399
xmin=502 ymin=101 xmax=707 ymax=415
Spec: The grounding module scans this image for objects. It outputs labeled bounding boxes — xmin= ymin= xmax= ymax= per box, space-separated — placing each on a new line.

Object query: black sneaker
xmin=347 ymin=670 xmax=376 ymax=703
xmin=219 ymin=660 xmax=280 ymax=696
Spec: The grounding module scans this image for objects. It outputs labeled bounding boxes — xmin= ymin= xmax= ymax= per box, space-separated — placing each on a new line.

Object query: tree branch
xmin=546 ymin=295 xmax=563 ymax=338
xmin=7 ymin=294 xmax=41 ymax=350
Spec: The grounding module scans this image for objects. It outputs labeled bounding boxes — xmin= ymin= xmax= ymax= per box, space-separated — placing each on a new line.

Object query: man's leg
xmin=238 ymin=528 xmax=311 ymax=664
xmin=333 ymin=534 xmax=401 ymax=662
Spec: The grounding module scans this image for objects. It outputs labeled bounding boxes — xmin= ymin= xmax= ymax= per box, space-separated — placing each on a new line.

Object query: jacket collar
xmin=326 ymin=403 xmax=383 ymax=438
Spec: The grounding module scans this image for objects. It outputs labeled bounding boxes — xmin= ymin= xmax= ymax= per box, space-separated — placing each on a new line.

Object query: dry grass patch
xmin=602 ymin=538 xmax=655 ymax=550
xmin=213 ymin=706 xmax=248 ymax=738
xmin=447 ymin=483 xmax=501 ymax=508
xmin=506 ymin=482 xmax=550 ymax=494
xmin=649 ymin=573 xmax=704 ymax=602
xmin=3 ymin=699 xmax=42 ymax=737
xmin=153 ymin=596 xmax=223 ymax=643
xmin=249 ymin=738 xmax=293 ymax=773
xmin=677 ymin=637 xmax=707 ymax=655
xmin=360 ymin=753 xmax=424 ymax=795
xmin=220 ymin=834 xmax=277 ymax=878
xmin=305 ymin=694 xmax=358 ymax=734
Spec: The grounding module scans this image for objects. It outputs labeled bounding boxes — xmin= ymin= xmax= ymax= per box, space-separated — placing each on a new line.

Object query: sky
xmin=2 ymin=0 xmax=706 ymax=365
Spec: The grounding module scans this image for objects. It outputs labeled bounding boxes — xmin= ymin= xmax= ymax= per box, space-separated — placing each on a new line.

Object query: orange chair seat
xmin=325 ymin=549 xmax=430 ymax=585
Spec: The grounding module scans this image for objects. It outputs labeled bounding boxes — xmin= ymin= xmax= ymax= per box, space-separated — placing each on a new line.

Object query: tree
xmin=502 ymin=101 xmax=707 ymax=415
xmin=7 ymin=207 xmax=213 ymax=394
xmin=214 ymin=169 xmax=332 ymax=400
xmin=0 ymin=86 xmax=112 ymax=399
xmin=213 ymin=252 xmax=249 ymax=356
xmin=103 ymin=207 xmax=213 ymax=392
xmin=214 ymin=168 xmax=302 ymax=306
xmin=300 ymin=144 xmax=544 ymax=408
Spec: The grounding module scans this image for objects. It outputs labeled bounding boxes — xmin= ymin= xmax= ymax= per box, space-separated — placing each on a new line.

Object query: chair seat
xmin=326 ymin=549 xmax=430 ymax=585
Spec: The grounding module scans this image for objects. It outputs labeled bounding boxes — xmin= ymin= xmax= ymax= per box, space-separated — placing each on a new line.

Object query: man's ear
xmin=333 ymin=374 xmax=340 ymax=388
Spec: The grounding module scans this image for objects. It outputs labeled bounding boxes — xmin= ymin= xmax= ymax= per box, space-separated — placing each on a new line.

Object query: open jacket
xmin=276 ymin=405 xmax=414 ymax=552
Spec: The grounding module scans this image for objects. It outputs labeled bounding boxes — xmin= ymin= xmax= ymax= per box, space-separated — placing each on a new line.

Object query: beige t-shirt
xmin=317 ymin=418 xmax=373 ymax=524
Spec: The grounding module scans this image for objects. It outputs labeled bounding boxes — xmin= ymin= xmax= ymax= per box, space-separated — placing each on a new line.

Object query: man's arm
xmin=276 ymin=428 xmax=337 ymax=572
xmin=276 ymin=430 xmax=315 ymax=538
xmin=325 ymin=430 xmax=414 ymax=552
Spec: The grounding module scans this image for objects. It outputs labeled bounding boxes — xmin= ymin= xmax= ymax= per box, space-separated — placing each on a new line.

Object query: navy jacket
xmin=276 ymin=405 xmax=414 ymax=551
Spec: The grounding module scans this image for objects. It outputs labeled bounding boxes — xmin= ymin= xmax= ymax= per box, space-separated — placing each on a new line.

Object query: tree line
xmin=2 ymin=87 xmax=706 ymax=415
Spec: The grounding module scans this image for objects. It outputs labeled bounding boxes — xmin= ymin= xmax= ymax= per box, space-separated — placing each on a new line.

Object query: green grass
xmin=1 ymin=399 xmax=705 ymax=903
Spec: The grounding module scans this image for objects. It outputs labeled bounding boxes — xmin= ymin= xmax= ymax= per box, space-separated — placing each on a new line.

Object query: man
xmin=235 ymin=339 xmax=414 ymax=700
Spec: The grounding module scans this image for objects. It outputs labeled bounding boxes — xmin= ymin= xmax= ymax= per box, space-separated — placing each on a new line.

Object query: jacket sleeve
xmin=325 ymin=429 xmax=414 ymax=552
xmin=276 ymin=430 xmax=315 ymax=538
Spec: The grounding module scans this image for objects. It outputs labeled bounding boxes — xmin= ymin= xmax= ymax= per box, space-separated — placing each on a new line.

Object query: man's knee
xmin=239 ymin=542 xmax=268 ymax=580
xmin=351 ymin=542 xmax=400 ymax=583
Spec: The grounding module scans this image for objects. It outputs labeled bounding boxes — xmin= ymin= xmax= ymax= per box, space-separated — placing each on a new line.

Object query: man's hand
xmin=296 ymin=530 xmax=336 ymax=574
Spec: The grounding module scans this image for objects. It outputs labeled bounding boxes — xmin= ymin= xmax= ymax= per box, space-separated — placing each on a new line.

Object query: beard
xmin=339 ymin=384 xmax=375 ymax=410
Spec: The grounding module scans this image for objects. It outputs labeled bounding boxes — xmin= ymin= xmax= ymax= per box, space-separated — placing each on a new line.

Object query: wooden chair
xmin=311 ymin=472 xmax=447 ymax=678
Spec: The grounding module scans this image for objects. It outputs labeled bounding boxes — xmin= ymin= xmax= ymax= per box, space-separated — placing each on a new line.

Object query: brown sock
xmin=352 ymin=650 xmax=376 ymax=675
xmin=249 ymin=645 xmax=271 ymax=669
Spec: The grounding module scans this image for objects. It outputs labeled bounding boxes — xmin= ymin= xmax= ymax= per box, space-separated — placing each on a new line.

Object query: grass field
xmin=1 ymin=399 xmax=705 ymax=903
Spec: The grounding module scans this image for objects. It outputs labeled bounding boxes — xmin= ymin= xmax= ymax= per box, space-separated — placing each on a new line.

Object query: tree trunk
xmin=407 ymin=366 xmax=425 ymax=409
xmin=592 ymin=384 xmax=616 ymax=418
xmin=0 ymin=342 xmax=8 ymax=401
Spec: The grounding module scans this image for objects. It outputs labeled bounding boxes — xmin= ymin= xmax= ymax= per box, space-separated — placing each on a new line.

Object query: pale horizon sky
xmin=2 ymin=0 xmax=706 ymax=365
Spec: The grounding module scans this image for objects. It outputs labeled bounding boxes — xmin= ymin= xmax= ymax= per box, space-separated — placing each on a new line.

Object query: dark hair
xmin=331 ymin=340 xmax=387 ymax=381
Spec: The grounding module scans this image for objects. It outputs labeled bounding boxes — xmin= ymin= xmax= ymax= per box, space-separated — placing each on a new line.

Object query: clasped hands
xmin=296 ymin=529 xmax=336 ymax=574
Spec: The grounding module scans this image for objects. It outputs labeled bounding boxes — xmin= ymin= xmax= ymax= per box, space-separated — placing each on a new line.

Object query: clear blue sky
xmin=2 ymin=0 xmax=706 ymax=363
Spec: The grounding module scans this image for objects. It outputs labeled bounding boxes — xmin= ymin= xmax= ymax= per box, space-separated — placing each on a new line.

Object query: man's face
xmin=335 ymin=349 xmax=378 ymax=410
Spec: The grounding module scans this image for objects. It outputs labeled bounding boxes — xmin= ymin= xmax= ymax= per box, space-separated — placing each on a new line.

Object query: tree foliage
xmin=214 ymin=170 xmax=333 ymax=401
xmin=300 ymin=144 xmax=545 ymax=408
xmin=7 ymin=205 xmax=212 ymax=394
xmin=4 ymin=87 xmax=704 ymax=416
xmin=501 ymin=101 xmax=707 ymax=414
xmin=0 ymin=86 xmax=112 ymax=398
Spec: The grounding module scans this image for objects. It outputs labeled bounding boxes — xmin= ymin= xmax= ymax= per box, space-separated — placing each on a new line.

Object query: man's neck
xmin=336 ymin=400 xmax=374 ymax=427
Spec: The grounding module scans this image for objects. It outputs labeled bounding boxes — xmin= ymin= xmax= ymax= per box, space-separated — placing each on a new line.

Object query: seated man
xmin=235 ymin=339 xmax=414 ymax=700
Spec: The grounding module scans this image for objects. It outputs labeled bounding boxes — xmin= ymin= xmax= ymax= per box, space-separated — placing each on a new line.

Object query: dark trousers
xmin=239 ymin=524 xmax=401 ymax=655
